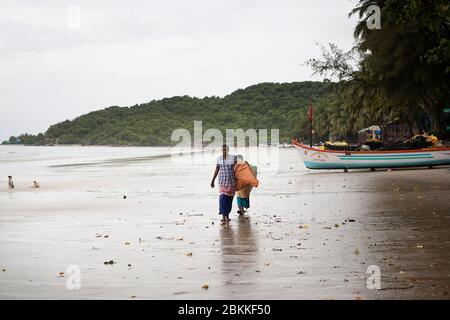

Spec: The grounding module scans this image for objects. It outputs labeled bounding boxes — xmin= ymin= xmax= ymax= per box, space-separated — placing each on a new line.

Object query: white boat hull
xmin=292 ymin=140 xmax=450 ymax=170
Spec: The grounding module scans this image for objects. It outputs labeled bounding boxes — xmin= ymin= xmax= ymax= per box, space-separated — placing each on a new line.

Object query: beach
xmin=0 ymin=145 xmax=449 ymax=299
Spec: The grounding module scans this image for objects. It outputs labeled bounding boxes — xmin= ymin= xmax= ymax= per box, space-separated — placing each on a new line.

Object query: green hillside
xmin=16 ymin=81 xmax=330 ymax=146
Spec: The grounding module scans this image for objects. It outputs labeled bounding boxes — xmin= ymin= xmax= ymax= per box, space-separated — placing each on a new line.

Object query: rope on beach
xmin=379 ymin=285 xmax=414 ymax=291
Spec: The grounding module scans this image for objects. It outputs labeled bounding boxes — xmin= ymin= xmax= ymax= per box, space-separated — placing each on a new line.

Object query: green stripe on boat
xmin=304 ymin=159 xmax=450 ymax=169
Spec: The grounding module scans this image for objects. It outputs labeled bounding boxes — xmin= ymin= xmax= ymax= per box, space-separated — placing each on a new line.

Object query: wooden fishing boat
xmin=292 ymin=139 xmax=450 ymax=170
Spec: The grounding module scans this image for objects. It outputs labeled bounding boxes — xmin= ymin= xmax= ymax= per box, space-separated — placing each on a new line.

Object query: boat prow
xmin=291 ymin=139 xmax=450 ymax=171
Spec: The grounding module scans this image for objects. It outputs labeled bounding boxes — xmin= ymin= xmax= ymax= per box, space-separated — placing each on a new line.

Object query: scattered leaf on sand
xmin=104 ymin=260 xmax=116 ymax=265
xmin=202 ymin=284 xmax=209 ymax=290
xmin=298 ymin=224 xmax=309 ymax=229
xmin=334 ymin=224 xmax=340 ymax=228
xmin=103 ymin=235 xmax=109 ymax=238
xmin=58 ymin=272 xmax=65 ymax=277
xmin=186 ymin=252 xmax=193 ymax=256
xmin=124 ymin=242 xmax=131 ymax=245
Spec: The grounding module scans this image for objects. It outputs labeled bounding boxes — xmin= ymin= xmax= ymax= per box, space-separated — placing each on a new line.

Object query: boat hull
xmin=292 ymin=140 xmax=450 ymax=170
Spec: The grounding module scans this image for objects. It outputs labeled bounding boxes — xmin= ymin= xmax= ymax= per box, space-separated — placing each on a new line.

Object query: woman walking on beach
xmin=211 ymin=144 xmax=237 ymax=224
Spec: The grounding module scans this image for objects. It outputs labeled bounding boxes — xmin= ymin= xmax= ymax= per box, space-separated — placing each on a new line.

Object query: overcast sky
xmin=0 ymin=0 xmax=359 ymax=140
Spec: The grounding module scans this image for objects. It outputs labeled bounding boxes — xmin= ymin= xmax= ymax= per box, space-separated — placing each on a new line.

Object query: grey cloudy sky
xmin=0 ymin=0 xmax=359 ymax=140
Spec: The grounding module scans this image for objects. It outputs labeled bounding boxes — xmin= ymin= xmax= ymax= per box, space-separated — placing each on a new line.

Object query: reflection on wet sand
xmin=220 ymin=215 xmax=258 ymax=281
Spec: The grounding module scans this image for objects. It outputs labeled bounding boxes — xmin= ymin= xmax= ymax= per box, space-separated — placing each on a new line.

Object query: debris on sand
xmin=414 ymin=245 xmax=423 ymax=249
xmin=156 ymin=236 xmax=174 ymax=240
xmin=58 ymin=272 xmax=65 ymax=278
xmin=353 ymin=248 xmax=360 ymax=255
xmin=123 ymin=195 xmax=127 ymax=199
xmin=186 ymin=252 xmax=193 ymax=256
xmin=379 ymin=285 xmax=414 ymax=291
xmin=103 ymin=235 xmax=109 ymax=238
xmin=175 ymin=236 xmax=184 ymax=241
xmin=268 ymin=232 xmax=283 ymax=240
xmin=202 ymin=284 xmax=209 ymax=290
xmin=124 ymin=242 xmax=131 ymax=245
xmin=298 ymin=224 xmax=309 ymax=229
xmin=104 ymin=260 xmax=116 ymax=265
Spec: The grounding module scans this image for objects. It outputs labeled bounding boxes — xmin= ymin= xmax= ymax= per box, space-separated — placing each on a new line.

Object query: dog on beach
xmin=8 ymin=176 xmax=15 ymax=189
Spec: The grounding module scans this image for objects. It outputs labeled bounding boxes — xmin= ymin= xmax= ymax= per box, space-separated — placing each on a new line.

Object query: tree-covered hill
xmin=14 ymin=81 xmax=330 ymax=146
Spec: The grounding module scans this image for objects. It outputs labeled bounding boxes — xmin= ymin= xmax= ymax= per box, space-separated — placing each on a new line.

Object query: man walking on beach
xmin=211 ymin=144 xmax=237 ymax=224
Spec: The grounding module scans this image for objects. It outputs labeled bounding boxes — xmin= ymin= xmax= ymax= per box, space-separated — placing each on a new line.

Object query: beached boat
xmin=292 ymin=139 xmax=450 ymax=170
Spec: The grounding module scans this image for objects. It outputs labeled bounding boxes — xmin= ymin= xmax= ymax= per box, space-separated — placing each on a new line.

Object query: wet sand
xmin=0 ymin=146 xmax=449 ymax=299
